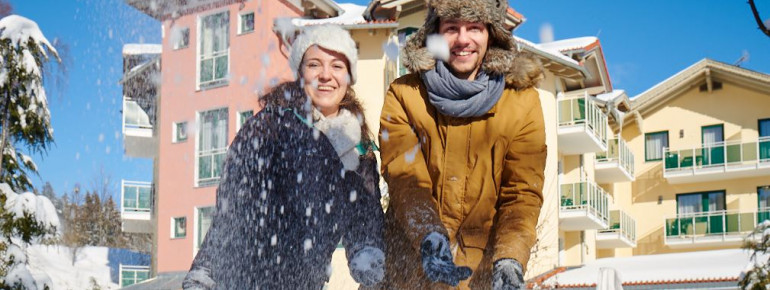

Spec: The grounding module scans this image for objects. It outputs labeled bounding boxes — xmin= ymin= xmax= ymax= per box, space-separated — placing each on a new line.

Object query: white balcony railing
xmin=597 ymin=210 xmax=636 ymax=248
xmin=560 ymin=181 xmax=610 ymax=230
xmin=664 ymin=209 xmax=770 ymax=246
xmin=557 ymin=93 xmax=609 ymax=155
xmin=121 ymin=180 xmax=152 ymax=214
xmin=663 ymin=137 xmax=770 ymax=183
xmin=596 ymin=137 xmax=635 ymax=177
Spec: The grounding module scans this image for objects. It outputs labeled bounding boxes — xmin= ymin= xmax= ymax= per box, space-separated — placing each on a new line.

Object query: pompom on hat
xmin=289 ymin=25 xmax=358 ymax=84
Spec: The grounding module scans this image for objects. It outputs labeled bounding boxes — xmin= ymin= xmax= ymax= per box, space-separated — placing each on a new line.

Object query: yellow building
xmin=626 ymin=59 xmax=770 ymax=254
xmin=541 ymin=59 xmax=770 ymax=288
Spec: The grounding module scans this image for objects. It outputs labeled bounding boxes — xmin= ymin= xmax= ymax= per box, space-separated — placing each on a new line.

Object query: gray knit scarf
xmin=420 ymin=61 xmax=505 ymax=118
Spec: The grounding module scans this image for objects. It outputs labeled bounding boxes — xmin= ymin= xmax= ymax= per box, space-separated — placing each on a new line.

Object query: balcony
xmin=663 ymin=137 xmax=770 ymax=184
xmin=557 ymin=93 xmax=608 ymax=155
xmin=595 ymin=137 xmax=635 ymax=183
xmin=123 ymin=97 xmax=157 ymax=158
xmin=121 ymin=180 xmax=153 ymax=233
xmin=560 ymin=181 xmax=610 ymax=231
xmin=597 ymin=210 xmax=637 ymax=248
xmin=664 ymin=209 xmax=770 ymax=247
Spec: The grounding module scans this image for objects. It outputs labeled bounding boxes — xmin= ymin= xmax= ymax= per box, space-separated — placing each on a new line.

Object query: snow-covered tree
xmin=0 ymin=14 xmax=59 ymax=192
xmin=0 ymin=14 xmax=61 ymax=290
xmin=739 ymin=220 xmax=770 ymax=289
xmin=0 ymin=183 xmax=58 ymax=289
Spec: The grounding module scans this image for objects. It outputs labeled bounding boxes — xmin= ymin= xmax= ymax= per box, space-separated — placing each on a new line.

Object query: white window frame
xmin=172 ymin=121 xmax=188 ymax=143
xmin=193 ymin=205 xmax=215 ymax=257
xmin=237 ymin=11 xmax=255 ymax=35
xmin=171 ymin=216 xmax=187 ymax=239
xmin=196 ymin=9 xmax=230 ymax=90
xmin=119 ymin=264 xmax=150 ymax=287
xmin=172 ymin=26 xmax=190 ymax=50
xmin=194 ymin=107 xmax=229 ymax=187
xmin=237 ymin=109 xmax=254 ymax=132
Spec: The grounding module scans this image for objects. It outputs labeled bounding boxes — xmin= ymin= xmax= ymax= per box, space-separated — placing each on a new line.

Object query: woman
xmin=182 ymin=25 xmax=384 ymax=289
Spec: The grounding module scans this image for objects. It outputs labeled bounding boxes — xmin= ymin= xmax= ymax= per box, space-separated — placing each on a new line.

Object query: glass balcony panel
xmin=761 ymin=138 xmax=770 ymax=160
xmin=726 ymin=144 xmax=742 ymax=163
xmin=744 ymin=142 xmax=758 ymax=161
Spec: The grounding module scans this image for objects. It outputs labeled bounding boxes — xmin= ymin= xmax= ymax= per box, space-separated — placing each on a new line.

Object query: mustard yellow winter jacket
xmin=379 ymin=73 xmax=546 ymax=289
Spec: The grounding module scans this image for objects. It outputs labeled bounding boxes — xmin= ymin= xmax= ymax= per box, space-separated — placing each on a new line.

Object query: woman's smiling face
xmin=300 ymin=45 xmax=351 ymax=117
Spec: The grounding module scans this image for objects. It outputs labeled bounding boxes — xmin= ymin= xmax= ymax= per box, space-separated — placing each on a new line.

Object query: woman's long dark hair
xmin=258 ymin=81 xmax=376 ymax=156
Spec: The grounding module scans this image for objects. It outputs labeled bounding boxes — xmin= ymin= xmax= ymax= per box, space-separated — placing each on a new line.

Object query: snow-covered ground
xmin=27 ymin=245 xmax=118 ymax=290
xmin=544 ymin=249 xmax=767 ymax=287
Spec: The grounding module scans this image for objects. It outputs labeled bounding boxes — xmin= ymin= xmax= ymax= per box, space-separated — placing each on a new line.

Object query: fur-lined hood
xmin=402 ymin=0 xmax=543 ymax=90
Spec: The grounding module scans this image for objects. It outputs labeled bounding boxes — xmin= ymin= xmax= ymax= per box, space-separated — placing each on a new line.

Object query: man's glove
xmin=420 ymin=232 xmax=473 ymax=286
xmin=349 ymin=246 xmax=385 ymax=286
xmin=492 ymin=258 xmax=525 ymax=290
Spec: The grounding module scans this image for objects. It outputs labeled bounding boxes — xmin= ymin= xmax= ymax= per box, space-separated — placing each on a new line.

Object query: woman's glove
xmin=349 ymin=246 xmax=385 ymax=286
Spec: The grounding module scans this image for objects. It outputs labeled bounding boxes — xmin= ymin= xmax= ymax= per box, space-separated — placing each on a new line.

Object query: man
xmin=378 ymin=0 xmax=546 ymax=289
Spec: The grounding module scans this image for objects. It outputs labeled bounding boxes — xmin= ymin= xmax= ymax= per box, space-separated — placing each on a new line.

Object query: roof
xmin=539 ymin=36 xmax=599 ymax=53
xmin=291 ymin=3 xmax=397 ymax=29
xmin=514 ymin=36 xmax=588 ymax=80
xmin=631 ymin=58 xmax=770 ymax=118
xmin=541 ymin=249 xmax=759 ymax=288
xmin=122 ymin=44 xmax=161 ymax=55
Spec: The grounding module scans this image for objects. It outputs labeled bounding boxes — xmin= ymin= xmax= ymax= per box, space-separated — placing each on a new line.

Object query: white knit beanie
xmin=289 ymin=25 xmax=358 ymax=84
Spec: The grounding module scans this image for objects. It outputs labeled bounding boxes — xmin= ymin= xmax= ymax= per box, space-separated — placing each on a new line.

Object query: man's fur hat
xmin=402 ymin=0 xmax=543 ymax=89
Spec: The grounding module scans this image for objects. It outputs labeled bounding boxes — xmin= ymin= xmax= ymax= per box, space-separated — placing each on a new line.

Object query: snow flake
xmin=349 ymin=190 xmax=357 ymax=202
xmin=303 ymin=239 xmax=313 ymax=252
xmin=270 ymin=235 xmax=277 ymax=246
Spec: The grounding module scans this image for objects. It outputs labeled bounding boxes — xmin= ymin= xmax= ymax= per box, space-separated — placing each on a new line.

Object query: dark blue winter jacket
xmin=182 ymin=82 xmax=384 ymax=289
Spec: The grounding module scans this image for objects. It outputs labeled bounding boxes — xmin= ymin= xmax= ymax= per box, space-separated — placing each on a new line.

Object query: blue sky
xmin=7 ymin=0 xmax=770 ymax=198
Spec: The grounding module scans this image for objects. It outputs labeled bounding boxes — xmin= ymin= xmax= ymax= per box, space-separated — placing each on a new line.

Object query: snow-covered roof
xmin=543 ymin=249 xmax=760 ymax=288
xmin=539 ymin=36 xmax=599 ymax=52
xmin=291 ymin=3 xmax=396 ymax=28
xmin=514 ymin=36 xmax=588 ymax=79
xmin=122 ymin=44 xmax=162 ymax=56
xmin=596 ymin=89 xmax=626 ymax=103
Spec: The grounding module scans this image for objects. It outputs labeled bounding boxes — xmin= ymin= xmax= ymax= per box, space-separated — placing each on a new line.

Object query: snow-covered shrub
xmin=739 ymin=220 xmax=770 ymax=289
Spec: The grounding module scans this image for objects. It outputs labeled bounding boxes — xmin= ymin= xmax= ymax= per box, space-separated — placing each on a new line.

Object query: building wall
xmin=155 ymin=1 xmax=299 ymax=273
xmin=349 ymin=28 xmax=392 ymax=138
xmin=525 ymin=89 xmax=560 ymax=279
xmin=624 ymin=81 xmax=770 ymax=256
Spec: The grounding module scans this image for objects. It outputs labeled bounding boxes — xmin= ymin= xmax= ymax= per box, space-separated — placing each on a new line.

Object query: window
xmin=122 ymin=182 xmax=151 ymax=212
xmin=759 ymin=186 xmax=770 ymax=222
xmin=237 ymin=110 xmax=253 ymax=131
xmin=397 ymin=27 xmax=418 ymax=77
xmin=199 ymin=11 xmax=229 ymax=87
xmin=645 ymin=131 xmax=668 ymax=161
xmin=238 ymin=12 xmax=254 ymax=34
xmin=196 ymin=206 xmax=215 ymax=251
xmin=676 ymin=191 xmax=725 ymax=214
xmin=172 ymin=27 xmax=190 ymax=50
xmin=760 ymin=119 xmax=770 ymax=161
xmin=120 ymin=265 xmax=150 ymax=287
xmin=197 ymin=108 xmax=228 ymax=186
xmin=172 ymin=217 xmax=187 ymax=238
xmin=760 ymin=119 xmax=770 ymax=137
xmin=173 ymin=121 xmax=188 ymax=143
xmin=702 ymin=124 xmax=724 ymax=145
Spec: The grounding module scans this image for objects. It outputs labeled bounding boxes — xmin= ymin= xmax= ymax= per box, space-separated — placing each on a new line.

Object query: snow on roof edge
xmin=539 ymin=36 xmax=599 ymax=52
xmin=123 ymin=44 xmax=162 ymax=55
